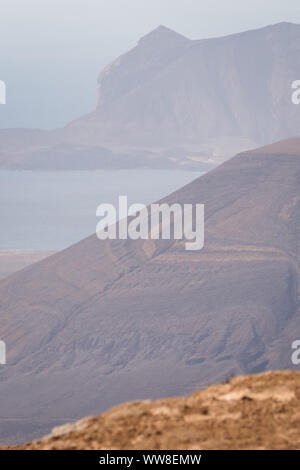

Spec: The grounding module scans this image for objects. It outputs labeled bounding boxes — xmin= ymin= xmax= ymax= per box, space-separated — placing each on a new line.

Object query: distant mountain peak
xmin=259 ymin=21 xmax=300 ymax=34
xmin=138 ymin=25 xmax=189 ymax=45
xmin=270 ymin=21 xmax=298 ymax=27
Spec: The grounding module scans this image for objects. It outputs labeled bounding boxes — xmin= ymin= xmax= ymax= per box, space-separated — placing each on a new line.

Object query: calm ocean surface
xmin=0 ymin=170 xmax=203 ymax=250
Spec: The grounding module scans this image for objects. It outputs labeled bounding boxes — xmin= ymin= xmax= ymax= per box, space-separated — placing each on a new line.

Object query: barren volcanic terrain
xmin=6 ymin=371 xmax=300 ymax=450
xmin=0 ymin=138 xmax=300 ymax=443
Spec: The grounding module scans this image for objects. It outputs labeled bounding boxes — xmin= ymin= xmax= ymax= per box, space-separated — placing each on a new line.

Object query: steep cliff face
xmin=65 ymin=22 xmax=300 ymax=149
xmin=2 ymin=22 xmax=300 ymax=170
xmin=96 ymin=26 xmax=191 ymax=108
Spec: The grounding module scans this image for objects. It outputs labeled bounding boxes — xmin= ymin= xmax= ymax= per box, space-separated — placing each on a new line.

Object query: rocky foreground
xmin=6 ymin=371 xmax=300 ymax=450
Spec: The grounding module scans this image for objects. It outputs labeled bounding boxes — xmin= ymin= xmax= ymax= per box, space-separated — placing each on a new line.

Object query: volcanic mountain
xmin=2 ymin=22 xmax=300 ymax=169
xmin=0 ymin=137 xmax=300 ymax=444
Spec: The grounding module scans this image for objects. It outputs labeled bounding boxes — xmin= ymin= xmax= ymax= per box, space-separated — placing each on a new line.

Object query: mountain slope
xmin=0 ymin=138 xmax=300 ymax=443
xmin=0 ymin=251 xmax=54 ymax=281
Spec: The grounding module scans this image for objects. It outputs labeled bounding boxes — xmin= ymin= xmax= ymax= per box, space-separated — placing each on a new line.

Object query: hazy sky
xmin=1 ymin=0 xmax=300 ymax=129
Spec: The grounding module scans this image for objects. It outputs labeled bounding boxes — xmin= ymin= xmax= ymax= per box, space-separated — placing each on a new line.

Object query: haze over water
xmin=0 ymin=170 xmax=202 ymax=251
